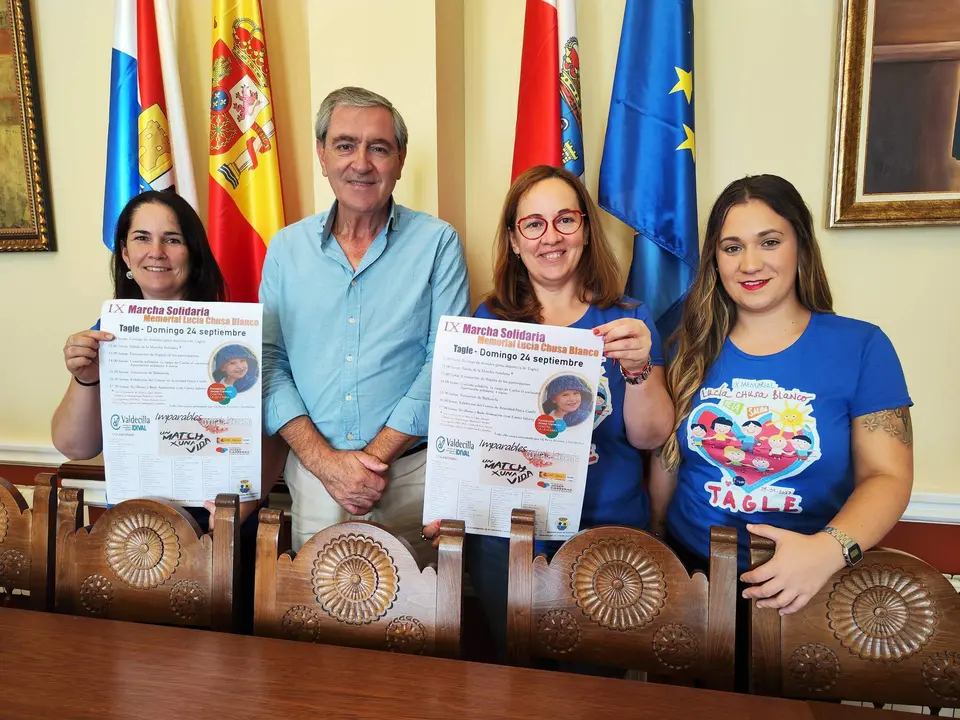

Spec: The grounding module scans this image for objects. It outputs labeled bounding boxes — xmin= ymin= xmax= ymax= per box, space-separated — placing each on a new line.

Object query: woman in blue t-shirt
xmin=423 ymin=164 xmax=674 ymax=661
xmin=650 ymin=174 xmax=913 ymax=617
xmin=52 ymin=191 xmax=227 ymax=462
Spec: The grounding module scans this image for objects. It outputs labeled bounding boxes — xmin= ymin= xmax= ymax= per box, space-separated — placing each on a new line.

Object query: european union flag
xmin=599 ymin=0 xmax=699 ymax=339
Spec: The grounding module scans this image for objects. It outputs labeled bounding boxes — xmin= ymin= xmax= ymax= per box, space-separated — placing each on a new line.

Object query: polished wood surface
xmin=750 ymin=536 xmax=960 ymax=713
xmin=55 ymin=489 xmax=239 ymax=631
xmin=254 ymin=509 xmax=464 ymax=657
xmin=0 ymin=607 xmax=913 ymax=720
xmin=0 ymin=474 xmax=55 ymax=610
xmin=507 ymin=508 xmax=737 ymax=690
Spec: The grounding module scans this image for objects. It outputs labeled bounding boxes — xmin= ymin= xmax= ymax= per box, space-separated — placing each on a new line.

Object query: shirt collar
xmin=319 ymin=198 xmax=399 ymax=246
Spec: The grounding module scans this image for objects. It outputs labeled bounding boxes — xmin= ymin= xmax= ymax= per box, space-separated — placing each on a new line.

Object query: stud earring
xmin=125 ymin=269 xmax=134 ymax=280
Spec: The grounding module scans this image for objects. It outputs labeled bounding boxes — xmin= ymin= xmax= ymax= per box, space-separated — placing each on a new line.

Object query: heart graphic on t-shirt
xmin=687 ymin=404 xmax=819 ymax=492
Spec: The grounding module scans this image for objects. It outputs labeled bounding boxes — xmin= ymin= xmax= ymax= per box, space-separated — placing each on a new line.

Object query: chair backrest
xmin=55 ymin=488 xmax=239 ymax=631
xmin=254 ymin=508 xmax=464 ymax=658
xmin=507 ymin=509 xmax=737 ymax=690
xmin=0 ymin=474 xmax=56 ymax=610
xmin=750 ymin=536 xmax=960 ymax=712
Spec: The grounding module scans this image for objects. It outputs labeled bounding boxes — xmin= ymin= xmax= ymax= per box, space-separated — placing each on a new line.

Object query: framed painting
xmin=0 ymin=0 xmax=54 ymax=251
xmin=829 ymin=0 xmax=960 ymax=227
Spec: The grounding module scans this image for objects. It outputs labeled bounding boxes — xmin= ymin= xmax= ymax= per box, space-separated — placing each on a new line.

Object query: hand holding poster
xmin=99 ymin=300 xmax=262 ymax=506
xmin=423 ymin=316 xmax=604 ymax=540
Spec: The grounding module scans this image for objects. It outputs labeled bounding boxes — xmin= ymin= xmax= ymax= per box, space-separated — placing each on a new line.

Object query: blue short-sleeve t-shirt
xmin=668 ymin=312 xmax=912 ymax=566
xmin=475 ymin=298 xmax=664 ymax=530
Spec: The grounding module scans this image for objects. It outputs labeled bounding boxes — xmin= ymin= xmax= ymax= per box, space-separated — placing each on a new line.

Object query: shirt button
xmin=345 ymin=393 xmax=352 ymax=401
xmin=351 ymin=280 xmax=357 ymax=287
xmin=347 ymin=432 xmax=354 ymax=440
xmin=348 ymin=316 xmax=356 ymax=324
xmin=346 ymin=355 xmax=354 ymax=362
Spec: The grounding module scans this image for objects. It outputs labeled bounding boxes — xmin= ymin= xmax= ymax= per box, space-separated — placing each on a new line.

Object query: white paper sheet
xmin=98 ymin=300 xmax=262 ymax=506
xmin=423 ymin=315 xmax=604 ymax=540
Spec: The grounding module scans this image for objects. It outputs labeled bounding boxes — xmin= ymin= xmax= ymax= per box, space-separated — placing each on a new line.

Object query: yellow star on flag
xmin=676 ymin=124 xmax=695 ymax=161
xmin=669 ymin=67 xmax=693 ymax=104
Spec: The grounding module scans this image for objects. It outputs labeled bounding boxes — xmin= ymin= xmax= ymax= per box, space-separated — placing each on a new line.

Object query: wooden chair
xmin=507 ymin=509 xmax=737 ymax=690
xmin=55 ymin=488 xmax=239 ymax=631
xmin=254 ymin=508 xmax=464 ymax=658
xmin=0 ymin=474 xmax=56 ymax=610
xmin=750 ymin=536 xmax=960 ymax=714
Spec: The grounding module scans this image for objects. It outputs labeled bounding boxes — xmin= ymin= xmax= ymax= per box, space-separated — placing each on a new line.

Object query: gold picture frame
xmin=0 ymin=0 xmax=54 ymax=251
xmin=829 ymin=0 xmax=960 ymax=227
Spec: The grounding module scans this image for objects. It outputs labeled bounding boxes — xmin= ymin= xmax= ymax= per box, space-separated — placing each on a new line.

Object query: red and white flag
xmin=511 ymin=0 xmax=584 ymax=181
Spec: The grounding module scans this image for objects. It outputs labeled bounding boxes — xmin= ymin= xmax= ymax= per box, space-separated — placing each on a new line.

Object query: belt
xmin=399 ymin=441 xmax=427 ymax=459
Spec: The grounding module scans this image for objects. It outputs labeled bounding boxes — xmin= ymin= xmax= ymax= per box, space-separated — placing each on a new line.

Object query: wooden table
xmin=0 ymin=608 xmax=910 ymax=720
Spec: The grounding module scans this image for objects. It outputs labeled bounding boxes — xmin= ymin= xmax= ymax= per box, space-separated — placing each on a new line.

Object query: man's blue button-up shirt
xmin=260 ymin=200 xmax=470 ymax=448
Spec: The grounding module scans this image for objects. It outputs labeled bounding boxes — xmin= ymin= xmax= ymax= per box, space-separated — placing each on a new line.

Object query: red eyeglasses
xmin=514 ymin=210 xmax=585 ymax=240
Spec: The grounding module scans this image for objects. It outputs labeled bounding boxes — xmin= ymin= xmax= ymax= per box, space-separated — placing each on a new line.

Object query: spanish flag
xmin=208 ymin=0 xmax=284 ymax=302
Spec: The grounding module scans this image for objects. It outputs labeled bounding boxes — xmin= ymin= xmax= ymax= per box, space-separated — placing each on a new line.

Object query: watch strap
xmin=822 ymin=525 xmax=862 ymax=566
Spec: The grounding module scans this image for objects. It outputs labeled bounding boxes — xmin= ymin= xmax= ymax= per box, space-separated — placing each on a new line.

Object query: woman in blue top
xmin=424 ymin=164 xmax=674 ymax=661
xmin=50 ymin=191 xmax=285 ymax=528
xmin=650 ymin=174 xmax=914 ymax=617
xmin=52 ymin=191 xmax=226 ymax=463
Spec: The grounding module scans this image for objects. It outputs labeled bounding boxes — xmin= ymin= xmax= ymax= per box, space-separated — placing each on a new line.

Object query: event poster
xmin=422 ymin=315 xmax=604 ymax=540
xmin=98 ymin=300 xmax=262 ymax=506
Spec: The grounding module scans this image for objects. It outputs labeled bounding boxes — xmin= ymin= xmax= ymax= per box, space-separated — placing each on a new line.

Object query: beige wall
xmin=1 ymin=1 xmax=955 ymax=496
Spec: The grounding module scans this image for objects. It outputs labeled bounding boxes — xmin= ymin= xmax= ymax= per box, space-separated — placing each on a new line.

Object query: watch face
xmin=848 ymin=544 xmax=864 ymax=565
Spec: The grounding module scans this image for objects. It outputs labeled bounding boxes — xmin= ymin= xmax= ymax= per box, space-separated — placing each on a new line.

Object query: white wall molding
xmin=0 ymin=442 xmax=66 ymax=467
xmin=901 ymin=492 xmax=960 ymax=525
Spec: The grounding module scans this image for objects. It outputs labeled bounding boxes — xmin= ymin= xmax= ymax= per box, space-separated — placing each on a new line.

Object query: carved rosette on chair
xmin=922 ymin=652 xmax=960 ymax=703
xmin=652 ymin=623 xmax=700 ymax=670
xmin=311 ymin=534 xmax=399 ymax=625
xmin=281 ymin=605 xmax=322 ymax=642
xmin=0 ymin=548 xmax=28 ymax=588
xmin=789 ymin=643 xmax=841 ymax=693
xmin=538 ymin=609 xmax=581 ymax=654
xmin=169 ymin=579 xmax=206 ymax=621
xmin=80 ymin=573 xmax=115 ymax=614
xmin=105 ymin=510 xmax=181 ymax=589
xmin=827 ymin=565 xmax=937 ymax=662
xmin=571 ymin=539 xmax=666 ymax=631
xmin=385 ymin=615 xmax=427 ymax=654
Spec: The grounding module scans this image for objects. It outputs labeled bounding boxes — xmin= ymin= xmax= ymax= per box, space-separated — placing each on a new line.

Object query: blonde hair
xmin=660 ymin=175 xmax=834 ymax=470
xmin=485 ymin=165 xmax=628 ymax=322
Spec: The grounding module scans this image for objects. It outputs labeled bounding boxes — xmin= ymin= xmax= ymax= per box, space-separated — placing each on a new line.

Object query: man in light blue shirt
xmin=261 ymin=87 xmax=469 ymax=556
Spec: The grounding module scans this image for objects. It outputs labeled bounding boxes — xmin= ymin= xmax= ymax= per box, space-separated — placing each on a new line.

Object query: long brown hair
xmin=485 ymin=165 xmax=628 ymax=322
xmin=660 ymin=174 xmax=834 ymax=470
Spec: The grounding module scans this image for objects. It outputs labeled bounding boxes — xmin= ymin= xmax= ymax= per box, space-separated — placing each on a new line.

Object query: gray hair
xmin=314 ymin=86 xmax=409 ymax=154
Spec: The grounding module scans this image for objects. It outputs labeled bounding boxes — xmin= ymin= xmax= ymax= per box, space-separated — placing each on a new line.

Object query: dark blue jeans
xmin=466 ymin=533 xmax=624 ymax=678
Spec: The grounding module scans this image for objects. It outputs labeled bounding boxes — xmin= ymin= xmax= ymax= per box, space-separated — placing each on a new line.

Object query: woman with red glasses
xmin=424 ymin=164 xmax=673 ymax=667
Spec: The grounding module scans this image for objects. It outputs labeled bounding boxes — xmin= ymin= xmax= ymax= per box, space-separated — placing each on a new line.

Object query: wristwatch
xmin=821 ymin=526 xmax=863 ymax=567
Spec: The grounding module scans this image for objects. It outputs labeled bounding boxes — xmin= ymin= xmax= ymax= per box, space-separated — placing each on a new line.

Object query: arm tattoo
xmin=859 ymin=406 xmax=913 ymax=446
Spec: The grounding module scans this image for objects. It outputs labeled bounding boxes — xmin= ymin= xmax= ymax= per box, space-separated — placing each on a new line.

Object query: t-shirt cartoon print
xmin=687 ymin=378 xmax=821 ymax=515
xmin=667 ymin=313 xmax=912 ymax=567
xmin=588 ymin=364 xmax=613 ymax=465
